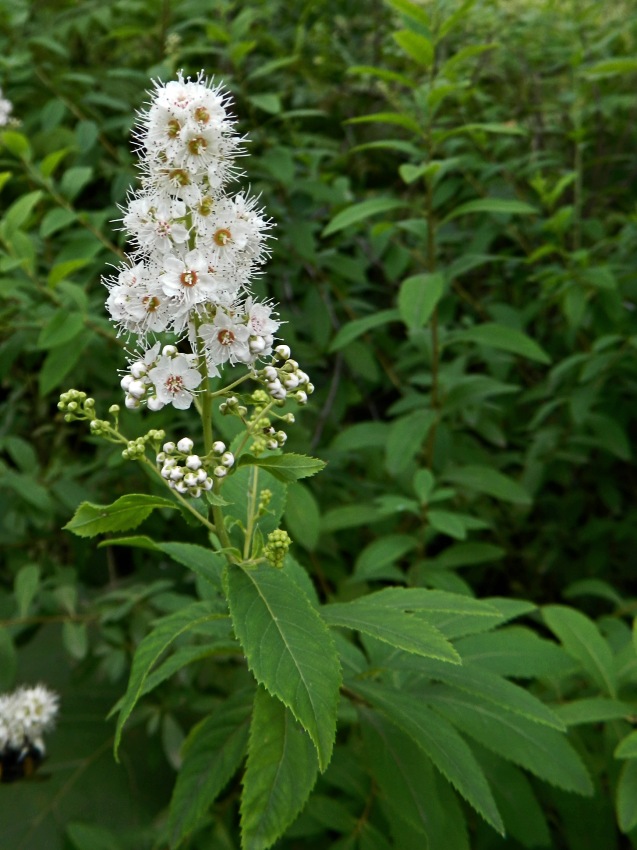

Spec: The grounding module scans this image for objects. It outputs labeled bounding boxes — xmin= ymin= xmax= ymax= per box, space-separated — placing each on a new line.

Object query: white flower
xmin=123 ymin=195 xmax=190 ymax=254
xmin=160 ymin=248 xmax=219 ymax=310
xmin=148 ymin=353 xmax=203 ymax=410
xmin=0 ymin=89 xmax=13 ymax=127
xmin=245 ymin=297 xmax=279 ymax=336
xmin=199 ymin=309 xmax=250 ymax=366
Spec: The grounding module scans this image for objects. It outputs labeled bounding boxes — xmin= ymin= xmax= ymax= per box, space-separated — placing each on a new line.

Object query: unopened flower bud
xmin=275 ymin=344 xmax=291 ymax=360
xmin=130 ymin=361 xmax=146 ymax=379
xmin=121 ymin=375 xmax=133 ymax=391
xmin=128 ymin=379 xmax=147 ymax=399
xmin=186 ymin=454 xmax=202 ymax=470
xmin=163 ymin=442 xmax=176 ymax=454
xmin=214 ymin=466 xmax=227 ymax=478
xmin=177 ymin=437 xmax=194 ymax=453
xmin=296 ymin=391 xmax=308 ymax=404
xmin=221 ymin=451 xmax=234 ymax=468
xmin=212 ymin=441 xmax=226 ymax=454
xmin=147 ymin=396 xmax=164 ymax=412
xmin=162 ymin=344 xmax=178 ymax=356
xmin=125 ymin=395 xmax=141 ymax=409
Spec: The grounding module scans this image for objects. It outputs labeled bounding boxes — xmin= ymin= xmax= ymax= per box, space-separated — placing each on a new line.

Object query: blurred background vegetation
xmin=1 ymin=0 xmax=637 ymax=847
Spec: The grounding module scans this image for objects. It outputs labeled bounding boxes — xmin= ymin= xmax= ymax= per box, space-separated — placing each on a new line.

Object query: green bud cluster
xmin=58 ymin=390 xmax=95 ymax=422
xmin=257 ymin=488 xmax=273 ymax=517
xmin=263 ymin=529 xmax=291 ymax=569
xmin=219 ymin=395 xmax=248 ymax=417
xmin=122 ymin=428 xmax=167 ymax=460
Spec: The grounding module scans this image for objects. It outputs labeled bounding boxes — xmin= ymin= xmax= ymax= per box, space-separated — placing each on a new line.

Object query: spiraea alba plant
xmin=60 ymin=74 xmax=594 ymax=850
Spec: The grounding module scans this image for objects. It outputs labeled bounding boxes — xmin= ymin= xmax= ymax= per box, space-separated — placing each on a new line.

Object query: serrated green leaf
xmin=168 ymin=690 xmax=253 ymax=847
xmin=398 ymin=273 xmax=445 ymax=330
xmin=64 ymin=494 xmax=178 ymax=538
xmin=584 ymin=58 xmax=637 ymax=78
xmin=360 ymin=705 xmax=441 ymax=836
xmin=443 ymin=198 xmax=538 ymax=222
xmin=393 ymin=30 xmax=434 ymax=68
xmin=241 ymin=688 xmax=319 ymax=850
xmin=352 ymin=681 xmax=504 ymax=833
xmin=237 ymin=453 xmax=325 ymax=482
xmin=224 ymin=563 xmax=341 ymax=770
xmin=442 ymin=465 xmax=531 ymax=505
xmin=617 ymin=760 xmax=637 ymax=832
xmin=556 ymin=698 xmax=632 ymax=727
xmin=386 ymin=0 xmax=431 ymax=27
xmin=323 ymin=598 xmax=460 ymax=663
xmin=404 ymin=657 xmax=565 ymax=729
xmin=426 ymin=687 xmax=593 ymax=795
xmin=475 ymin=749 xmax=551 ymax=849
xmin=455 ymin=626 xmax=574 ymax=678
xmin=114 ymin=601 xmax=227 ymax=757
xmin=101 ymin=536 xmax=202 ymax=577
xmin=543 ymin=605 xmax=617 ymax=697
xmin=322 ymin=198 xmax=404 ymax=237
xmin=329 ymin=309 xmax=401 ymax=352
xmin=450 ymin=323 xmax=550 ymax=364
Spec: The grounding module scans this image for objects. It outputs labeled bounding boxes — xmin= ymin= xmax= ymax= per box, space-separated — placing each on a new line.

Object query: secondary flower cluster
xmin=104 ymin=72 xmax=279 ymax=410
xmin=0 ymin=685 xmax=59 ymax=756
xmin=0 ymin=87 xmax=13 ymax=127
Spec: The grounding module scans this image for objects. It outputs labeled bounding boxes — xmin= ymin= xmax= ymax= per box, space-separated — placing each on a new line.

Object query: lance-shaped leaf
xmin=543 ymin=605 xmax=617 ymax=697
xmin=99 ymin=535 xmax=225 ymax=590
xmin=322 ymin=598 xmax=460 ymax=664
xmin=241 ymin=688 xmax=320 ymax=850
xmin=361 ymin=587 xmax=504 ymax=637
xmin=426 ymin=687 xmax=593 ymax=795
xmin=237 ymin=453 xmax=325 ymax=482
xmin=113 ymin=601 xmax=228 ymax=757
xmin=64 ymin=494 xmax=178 ymax=538
xmin=359 ymin=705 xmax=442 ymax=837
xmin=224 ymin=563 xmax=341 ymax=770
xmin=443 ymin=198 xmax=538 ymax=222
xmin=449 ymin=323 xmax=550 ymax=364
xmin=352 ymin=680 xmax=504 ymax=834
xmin=329 ymin=309 xmax=401 ymax=352
xmin=322 ymin=198 xmax=404 ymax=237
xmin=391 ymin=656 xmax=565 ymax=730
xmin=168 ymin=689 xmax=253 ymax=848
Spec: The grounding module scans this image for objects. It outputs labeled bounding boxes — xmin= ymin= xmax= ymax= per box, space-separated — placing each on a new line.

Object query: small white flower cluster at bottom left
xmin=0 ymin=684 xmax=59 ymax=755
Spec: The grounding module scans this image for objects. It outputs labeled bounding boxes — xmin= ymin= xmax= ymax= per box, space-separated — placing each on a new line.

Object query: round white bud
xmin=130 ymin=361 xmax=147 ymax=379
xmin=125 ymin=395 xmax=140 ymax=409
xmin=147 ymin=396 xmax=164 ymax=412
xmin=162 ymin=344 xmax=178 ymax=356
xmin=163 ymin=442 xmax=176 ymax=454
xmin=186 ymin=455 xmax=202 ymax=470
xmin=275 ymin=345 xmax=291 ymax=360
xmin=212 ymin=441 xmax=226 ymax=454
xmin=214 ymin=466 xmax=228 ymax=478
xmin=128 ymin=379 xmax=147 ymax=399
xmin=221 ymin=452 xmax=234 ymax=468
xmin=177 ymin=437 xmax=194 ymax=453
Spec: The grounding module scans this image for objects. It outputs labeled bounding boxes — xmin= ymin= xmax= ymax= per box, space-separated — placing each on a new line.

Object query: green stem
xmin=243 ymin=466 xmax=260 ymax=560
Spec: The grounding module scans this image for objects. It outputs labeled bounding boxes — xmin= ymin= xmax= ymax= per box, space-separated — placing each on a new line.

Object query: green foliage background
xmin=2 ymin=0 xmax=637 ymax=848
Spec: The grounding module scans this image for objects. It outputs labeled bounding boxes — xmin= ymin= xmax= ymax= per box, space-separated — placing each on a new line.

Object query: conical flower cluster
xmin=104 ymin=72 xmax=278 ymax=411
